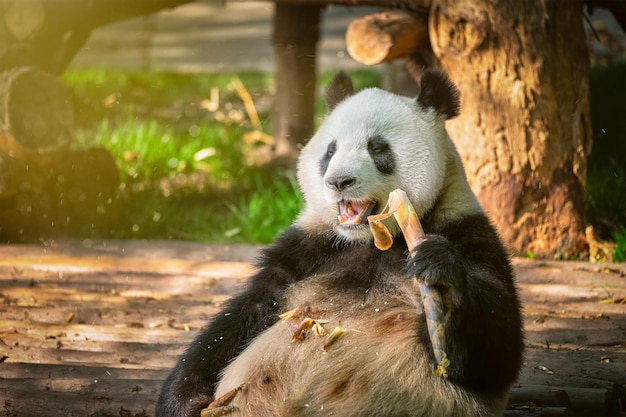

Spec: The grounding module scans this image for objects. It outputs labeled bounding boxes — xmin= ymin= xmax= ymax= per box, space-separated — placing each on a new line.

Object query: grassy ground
xmin=59 ymin=69 xmax=381 ymax=244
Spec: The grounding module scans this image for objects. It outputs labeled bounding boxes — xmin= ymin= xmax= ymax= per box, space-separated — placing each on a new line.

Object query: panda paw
xmin=406 ymin=235 xmax=466 ymax=309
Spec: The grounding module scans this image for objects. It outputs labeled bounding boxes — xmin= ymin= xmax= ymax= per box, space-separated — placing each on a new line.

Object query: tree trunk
xmin=0 ymin=0 xmax=193 ymax=75
xmin=272 ymin=3 xmax=321 ymax=159
xmin=429 ymin=0 xmax=592 ymax=259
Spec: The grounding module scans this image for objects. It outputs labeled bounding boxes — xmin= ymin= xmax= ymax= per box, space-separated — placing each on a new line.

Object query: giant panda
xmin=156 ymin=69 xmax=524 ymax=417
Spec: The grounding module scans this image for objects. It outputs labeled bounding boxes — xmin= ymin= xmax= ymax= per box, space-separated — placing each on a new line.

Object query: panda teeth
xmin=338 ymin=200 xmax=373 ymax=225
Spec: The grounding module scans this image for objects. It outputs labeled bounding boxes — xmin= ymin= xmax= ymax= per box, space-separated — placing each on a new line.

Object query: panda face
xmin=296 ymin=86 xmax=450 ymax=243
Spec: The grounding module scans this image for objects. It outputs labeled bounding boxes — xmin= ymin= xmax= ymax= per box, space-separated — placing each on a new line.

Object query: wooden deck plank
xmin=2 ymin=364 xmax=165 ymax=416
xmin=1 ymin=240 xmax=625 ymax=416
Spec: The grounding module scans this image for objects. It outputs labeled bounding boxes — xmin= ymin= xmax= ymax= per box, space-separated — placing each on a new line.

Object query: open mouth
xmin=337 ymin=200 xmax=376 ymax=225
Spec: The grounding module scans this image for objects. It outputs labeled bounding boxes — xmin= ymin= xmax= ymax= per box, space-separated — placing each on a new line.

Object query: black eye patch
xmin=367 ymin=135 xmax=395 ymax=175
xmin=319 ymin=140 xmax=337 ymax=177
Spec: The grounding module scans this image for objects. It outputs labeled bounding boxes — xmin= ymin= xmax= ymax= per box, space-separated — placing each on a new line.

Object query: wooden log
xmin=271 ymin=0 xmax=430 ymax=10
xmin=346 ymin=10 xmax=428 ymax=66
xmin=0 ymin=66 xmax=73 ymax=155
xmin=0 ymin=66 xmax=75 ymax=201
xmin=509 ymin=386 xmax=571 ymax=408
xmin=504 ymin=407 xmax=569 ymax=416
xmin=0 ymin=147 xmax=121 ymax=240
xmin=508 ymin=384 xmax=626 ymax=416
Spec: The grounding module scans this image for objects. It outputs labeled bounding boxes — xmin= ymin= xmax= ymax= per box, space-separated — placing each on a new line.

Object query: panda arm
xmin=156 ymin=227 xmax=325 ymax=417
xmin=407 ymin=213 xmax=523 ymax=395
xmin=156 ymin=268 xmax=293 ymax=417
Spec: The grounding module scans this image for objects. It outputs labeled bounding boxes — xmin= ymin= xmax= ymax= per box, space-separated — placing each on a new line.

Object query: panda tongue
xmin=339 ymin=201 xmax=369 ymax=224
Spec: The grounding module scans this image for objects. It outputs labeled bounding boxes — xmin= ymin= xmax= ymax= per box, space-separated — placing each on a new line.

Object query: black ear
xmin=325 ymin=71 xmax=354 ymax=112
xmin=416 ymin=69 xmax=460 ymax=119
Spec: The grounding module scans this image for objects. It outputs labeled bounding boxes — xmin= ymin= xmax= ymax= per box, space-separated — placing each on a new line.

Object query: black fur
xmin=318 ymin=135 xmax=395 ymax=180
xmin=319 ymin=140 xmax=336 ymax=177
xmin=417 ymin=69 xmax=461 ymax=119
xmin=155 ymin=213 xmax=523 ymax=416
xmin=324 ymin=70 xmax=355 ymax=111
xmin=409 ymin=214 xmax=523 ymax=393
xmin=367 ymin=135 xmax=395 ymax=175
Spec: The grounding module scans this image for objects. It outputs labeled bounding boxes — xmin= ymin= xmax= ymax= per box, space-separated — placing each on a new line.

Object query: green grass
xmin=98 ymin=174 xmax=302 ymax=244
xmin=33 ymin=68 xmax=381 ymax=244
xmin=224 ymin=176 xmax=303 ymax=243
xmin=79 ymin=116 xmax=250 ymax=184
xmin=613 ymin=227 xmax=626 ymax=263
xmin=587 ymin=59 xmax=626 ymax=251
xmin=586 ymin=158 xmax=626 ymax=238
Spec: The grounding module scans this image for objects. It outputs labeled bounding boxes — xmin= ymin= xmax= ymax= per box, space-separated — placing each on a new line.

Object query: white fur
xmin=215 ymin=274 xmax=506 ymax=417
xmin=295 ymin=87 xmax=481 ymax=243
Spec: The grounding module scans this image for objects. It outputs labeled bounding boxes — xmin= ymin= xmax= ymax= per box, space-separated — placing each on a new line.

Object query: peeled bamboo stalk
xmin=368 ymin=189 xmax=450 ymax=377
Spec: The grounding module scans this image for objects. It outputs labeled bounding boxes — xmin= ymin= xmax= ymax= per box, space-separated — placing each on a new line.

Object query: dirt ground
xmin=0 ymin=239 xmax=624 ymax=416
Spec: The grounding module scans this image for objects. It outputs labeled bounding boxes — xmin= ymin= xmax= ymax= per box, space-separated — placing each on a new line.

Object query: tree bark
xmin=0 ymin=0 xmax=193 ymax=75
xmin=272 ymin=3 xmax=321 ymax=159
xmin=429 ymin=0 xmax=592 ymax=258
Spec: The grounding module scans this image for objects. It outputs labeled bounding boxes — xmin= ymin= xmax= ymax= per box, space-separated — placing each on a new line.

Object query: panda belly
xmin=213 ymin=276 xmax=502 ymax=417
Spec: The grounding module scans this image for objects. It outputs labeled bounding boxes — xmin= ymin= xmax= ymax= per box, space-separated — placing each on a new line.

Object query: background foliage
xmin=3 ymin=64 xmax=624 ymax=258
xmin=60 ymin=69 xmax=380 ymax=244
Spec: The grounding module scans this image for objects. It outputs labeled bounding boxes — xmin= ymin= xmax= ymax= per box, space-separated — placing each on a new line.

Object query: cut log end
xmin=346 ymin=11 xmax=428 ymax=66
xmin=1 ymin=66 xmax=73 ymax=154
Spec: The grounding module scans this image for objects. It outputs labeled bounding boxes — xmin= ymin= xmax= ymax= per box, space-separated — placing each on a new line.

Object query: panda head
xmin=296 ymin=69 xmax=462 ymax=244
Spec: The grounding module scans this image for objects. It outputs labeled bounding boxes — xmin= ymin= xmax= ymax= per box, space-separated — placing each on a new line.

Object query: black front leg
xmin=406 ymin=234 xmax=466 ymax=311
xmin=155 ymin=227 xmax=333 ymax=417
xmin=155 ymin=267 xmax=292 ymax=417
xmin=406 ymin=224 xmax=522 ymax=394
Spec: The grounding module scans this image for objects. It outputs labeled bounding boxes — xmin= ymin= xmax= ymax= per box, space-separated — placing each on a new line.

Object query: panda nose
xmin=325 ymin=175 xmax=356 ymax=191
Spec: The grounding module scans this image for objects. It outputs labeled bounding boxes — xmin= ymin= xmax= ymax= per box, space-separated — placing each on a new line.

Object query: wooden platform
xmin=1 ymin=239 xmax=624 ymax=416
